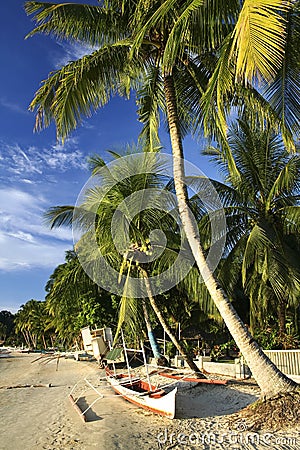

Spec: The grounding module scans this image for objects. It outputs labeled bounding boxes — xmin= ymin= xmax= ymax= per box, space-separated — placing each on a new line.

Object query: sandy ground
xmin=0 ymin=353 xmax=299 ymax=450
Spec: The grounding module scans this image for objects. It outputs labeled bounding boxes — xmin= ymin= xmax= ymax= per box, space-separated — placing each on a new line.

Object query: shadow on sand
xmin=175 ymin=382 xmax=258 ymax=419
xmin=76 ymin=396 xmax=103 ymax=422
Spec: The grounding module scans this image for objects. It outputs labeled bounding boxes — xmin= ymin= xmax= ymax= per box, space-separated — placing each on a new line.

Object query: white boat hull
xmin=106 ymin=369 xmax=177 ymax=419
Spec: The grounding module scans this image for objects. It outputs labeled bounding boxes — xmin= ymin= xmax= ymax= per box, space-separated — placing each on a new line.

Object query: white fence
xmin=263 ymin=350 xmax=300 ymax=376
xmin=172 ymin=351 xmax=300 ymax=380
xmin=172 ymin=355 xmax=251 ymax=379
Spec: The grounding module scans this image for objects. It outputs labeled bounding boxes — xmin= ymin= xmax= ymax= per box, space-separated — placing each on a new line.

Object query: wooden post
xmin=121 ymin=330 xmax=131 ymax=383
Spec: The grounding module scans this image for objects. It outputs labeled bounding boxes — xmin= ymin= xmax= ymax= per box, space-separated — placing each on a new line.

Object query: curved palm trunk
xmin=142 ymin=300 xmax=162 ymax=359
xmin=50 ymin=335 xmax=55 ymax=348
xmin=29 ymin=330 xmax=37 ymax=349
xmin=140 ymin=268 xmax=205 ymax=377
xmin=42 ymin=333 xmax=47 ymax=350
xmin=22 ymin=330 xmax=31 ymax=349
xmin=163 ymin=73 xmax=298 ymax=397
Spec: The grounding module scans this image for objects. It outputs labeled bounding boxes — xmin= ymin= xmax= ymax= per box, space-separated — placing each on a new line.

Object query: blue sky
xmin=0 ymin=1 xmax=219 ymax=313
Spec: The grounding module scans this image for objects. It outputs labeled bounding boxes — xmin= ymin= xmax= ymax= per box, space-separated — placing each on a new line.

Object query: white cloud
xmin=82 ymin=120 xmax=95 ymax=130
xmin=6 ymin=231 xmax=35 ymax=243
xmin=0 ymin=188 xmax=73 ymax=240
xmin=0 ymin=188 xmax=44 ymax=214
xmin=0 ymin=98 xmax=28 ymax=115
xmin=0 ymin=134 xmax=89 ymax=273
xmin=21 ymin=179 xmax=34 ymax=184
xmin=0 ymin=234 xmax=71 ymax=271
xmin=0 ymin=188 xmax=74 ymax=272
xmin=0 ymin=138 xmax=87 ymax=182
xmin=54 ymin=42 xmax=97 ymax=68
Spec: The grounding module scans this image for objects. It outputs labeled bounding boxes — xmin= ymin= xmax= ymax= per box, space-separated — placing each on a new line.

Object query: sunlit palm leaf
xmin=262 ymin=3 xmax=300 ymax=138
xmin=281 ymin=206 xmax=300 ymax=234
xmin=231 ymin=0 xmax=292 ymax=82
xmin=137 ymin=66 xmax=163 ymax=151
xmin=267 ymin=155 xmax=300 ymax=208
xmin=25 ymin=2 xmax=124 ymax=46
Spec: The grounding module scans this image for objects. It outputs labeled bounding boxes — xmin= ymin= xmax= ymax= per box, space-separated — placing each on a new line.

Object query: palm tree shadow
xmin=175 ymin=383 xmax=259 ymax=419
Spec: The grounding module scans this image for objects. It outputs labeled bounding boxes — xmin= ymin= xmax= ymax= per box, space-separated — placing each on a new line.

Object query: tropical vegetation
xmin=22 ymin=0 xmax=300 ymax=398
xmin=8 ymin=123 xmax=300 ymax=356
xmin=45 ymin=147 xmax=212 ymax=373
xmin=0 ymin=310 xmax=15 ymax=345
xmin=44 ymin=250 xmax=117 ymax=347
xmin=197 ymin=119 xmax=300 ymax=346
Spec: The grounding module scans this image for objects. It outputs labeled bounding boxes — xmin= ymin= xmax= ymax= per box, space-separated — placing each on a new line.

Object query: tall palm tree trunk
xmin=28 ymin=330 xmax=36 ymax=349
xmin=22 ymin=331 xmax=31 ymax=349
xmin=140 ymin=268 xmax=205 ymax=377
xmin=142 ymin=300 xmax=163 ymax=359
xmin=42 ymin=333 xmax=47 ymax=350
xmin=163 ymin=73 xmax=298 ymax=397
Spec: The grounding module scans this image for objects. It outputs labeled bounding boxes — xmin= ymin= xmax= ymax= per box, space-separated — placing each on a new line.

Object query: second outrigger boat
xmin=159 ymin=369 xmax=228 ymax=385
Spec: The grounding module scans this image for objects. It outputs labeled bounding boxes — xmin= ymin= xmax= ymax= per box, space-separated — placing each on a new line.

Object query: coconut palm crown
xmin=202 ymin=120 xmax=300 ymax=338
xmin=45 ymin=147 xmax=204 ymax=374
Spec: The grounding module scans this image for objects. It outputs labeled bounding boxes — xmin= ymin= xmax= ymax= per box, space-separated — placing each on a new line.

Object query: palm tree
xmin=14 ymin=300 xmax=48 ymax=349
xmin=24 ymin=0 xmax=299 ymax=396
xmin=15 ymin=307 xmax=31 ymax=348
xmin=198 ymin=120 xmax=300 ymax=340
xmin=130 ymin=0 xmax=300 ymax=396
xmin=0 ymin=311 xmax=15 ymax=344
xmin=45 ymin=250 xmax=116 ymax=347
xmin=46 ymin=148 xmax=203 ymax=374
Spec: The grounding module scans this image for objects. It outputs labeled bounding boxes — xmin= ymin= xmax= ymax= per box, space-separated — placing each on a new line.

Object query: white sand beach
xmin=0 ymin=353 xmax=299 ymax=449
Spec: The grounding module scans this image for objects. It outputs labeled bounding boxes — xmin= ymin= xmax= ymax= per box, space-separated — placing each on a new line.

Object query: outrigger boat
xmin=0 ymin=348 xmax=11 ymax=357
xmin=159 ymin=369 xmax=228 ymax=385
xmin=105 ymin=332 xmax=177 ymax=418
xmin=105 ymin=367 xmax=177 ymax=419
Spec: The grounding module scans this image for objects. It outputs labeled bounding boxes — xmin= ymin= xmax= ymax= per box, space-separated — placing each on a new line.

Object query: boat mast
xmin=121 ymin=329 xmax=132 ymax=383
xmin=141 ymin=341 xmax=152 ymax=391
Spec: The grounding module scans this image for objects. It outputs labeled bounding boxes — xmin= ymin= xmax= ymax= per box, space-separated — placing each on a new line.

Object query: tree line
xmin=5 ymin=124 xmax=300 ymax=356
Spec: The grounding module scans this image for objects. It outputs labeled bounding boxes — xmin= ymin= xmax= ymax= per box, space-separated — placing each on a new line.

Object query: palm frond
xmin=198 ymin=36 xmax=241 ymax=183
xmin=200 ymin=34 xmax=233 ymax=135
xmin=232 ymin=84 xmax=296 ymax=152
xmin=267 ymin=155 xmax=300 ymax=208
xmin=44 ymin=205 xmax=75 ymax=229
xmin=230 ymin=0 xmax=292 ymax=82
xmin=242 ymin=225 xmax=272 ymax=285
xmin=162 ymin=0 xmax=206 ymax=72
xmin=29 ymin=42 xmax=140 ymax=140
xmin=281 ymin=206 xmax=300 ymax=234
xmin=137 ymin=66 xmax=163 ymax=151
xmin=131 ymin=0 xmax=180 ymax=55
xmin=172 ymin=57 xmax=212 ymax=136
xmin=88 ymin=154 xmax=107 ymax=175
xmin=114 ymin=263 xmax=141 ymax=343
xmin=25 ymin=1 xmax=127 ymax=46
xmin=262 ymin=3 xmax=300 ymax=138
